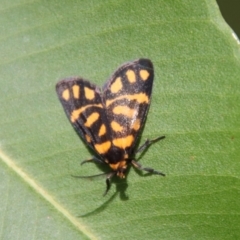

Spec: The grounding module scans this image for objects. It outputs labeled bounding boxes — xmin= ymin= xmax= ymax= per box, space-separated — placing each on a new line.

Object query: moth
xmin=56 ymin=58 xmax=165 ymax=195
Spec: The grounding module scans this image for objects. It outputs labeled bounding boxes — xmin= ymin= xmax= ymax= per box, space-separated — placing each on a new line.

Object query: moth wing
xmin=103 ymin=58 xmax=154 ymax=153
xmin=56 ymin=78 xmax=111 ymax=156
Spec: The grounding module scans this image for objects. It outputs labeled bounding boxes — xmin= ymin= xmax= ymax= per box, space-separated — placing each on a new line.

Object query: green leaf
xmin=0 ymin=0 xmax=239 ymax=239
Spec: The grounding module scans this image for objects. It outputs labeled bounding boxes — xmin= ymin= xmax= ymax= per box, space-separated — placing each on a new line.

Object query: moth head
xmin=109 ymin=160 xmax=128 ymax=178
xmin=116 ymin=165 xmax=127 ymax=178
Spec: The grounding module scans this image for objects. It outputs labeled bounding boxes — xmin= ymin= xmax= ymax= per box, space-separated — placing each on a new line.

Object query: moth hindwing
xmin=56 ymin=58 xmax=165 ymax=195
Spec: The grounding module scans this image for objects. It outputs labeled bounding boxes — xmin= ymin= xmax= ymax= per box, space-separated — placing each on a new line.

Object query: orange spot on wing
xmin=126 ymin=69 xmax=136 ymax=83
xmin=131 ymin=118 xmax=141 ymax=131
xmin=94 ymin=141 xmax=111 ymax=154
xmin=85 ymin=112 xmax=99 ymax=127
xmin=85 ymin=134 xmax=91 ymax=143
xmin=112 ymin=135 xmax=134 ymax=149
xmin=110 ymin=77 xmax=122 ymax=93
xmin=98 ymin=124 xmax=106 ymax=136
xmin=111 ymin=121 xmax=123 ymax=132
xmin=113 ymin=105 xmax=136 ymax=119
xmin=84 ymin=87 xmax=95 ymax=100
xmin=139 ymin=69 xmax=150 ymax=81
xmin=62 ymin=89 xmax=70 ymax=101
xmin=72 ymin=85 xmax=80 ymax=99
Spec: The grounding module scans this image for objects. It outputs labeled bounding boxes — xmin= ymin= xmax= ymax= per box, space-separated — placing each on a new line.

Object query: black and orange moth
xmin=56 ymin=59 xmax=165 ymax=195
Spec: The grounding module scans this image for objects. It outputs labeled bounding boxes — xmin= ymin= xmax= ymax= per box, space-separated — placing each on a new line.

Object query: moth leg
xmin=135 ymin=136 xmax=165 ymax=154
xmin=103 ymin=172 xmax=116 ymax=196
xmin=131 ymin=159 xmax=165 ymax=176
xmin=81 ymin=156 xmax=104 ymax=165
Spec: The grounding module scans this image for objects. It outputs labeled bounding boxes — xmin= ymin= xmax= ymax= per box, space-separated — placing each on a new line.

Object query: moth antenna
xmin=71 ymin=172 xmax=109 ymax=180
